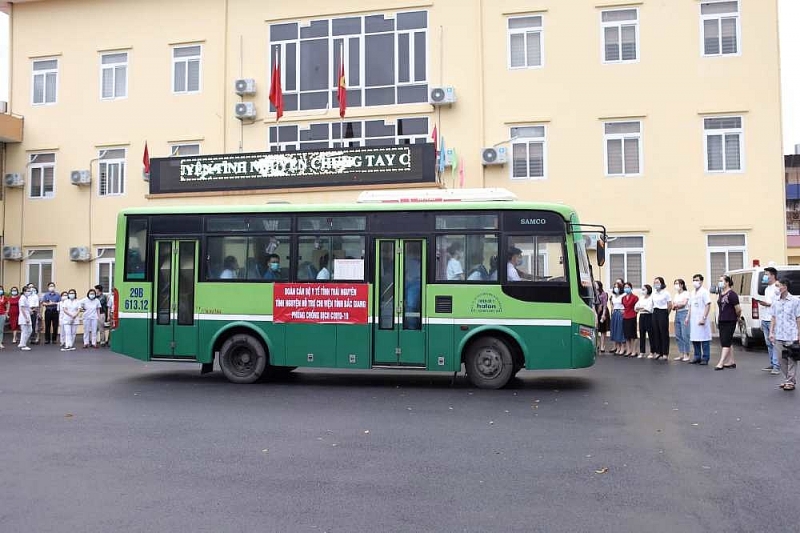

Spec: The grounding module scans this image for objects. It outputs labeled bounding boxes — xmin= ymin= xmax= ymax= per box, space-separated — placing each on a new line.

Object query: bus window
xmin=435 ymin=214 xmax=498 ymax=230
xmin=505 ymin=235 xmax=566 ymax=283
xmin=125 ymin=218 xmax=148 ymax=281
xmin=298 ymin=216 xmax=366 ymax=232
xmin=435 ymin=235 xmax=498 ymax=282
xmin=296 ymin=235 xmax=365 ymax=281
xmin=574 ymin=239 xmax=595 ymax=307
xmin=206 ymin=236 xmax=291 ymax=281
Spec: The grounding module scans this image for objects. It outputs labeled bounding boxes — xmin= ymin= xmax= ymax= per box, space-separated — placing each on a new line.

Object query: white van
xmin=724 ymin=265 xmax=800 ymax=348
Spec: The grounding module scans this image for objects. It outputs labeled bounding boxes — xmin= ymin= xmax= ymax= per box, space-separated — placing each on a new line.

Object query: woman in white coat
xmin=60 ymin=289 xmax=81 ymax=351
xmin=81 ymin=288 xmax=102 ymax=349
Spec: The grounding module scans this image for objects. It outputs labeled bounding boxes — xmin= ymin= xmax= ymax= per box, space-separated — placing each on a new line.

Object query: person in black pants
xmin=651 ymin=276 xmax=673 ymax=360
xmin=42 ymin=283 xmax=61 ymax=344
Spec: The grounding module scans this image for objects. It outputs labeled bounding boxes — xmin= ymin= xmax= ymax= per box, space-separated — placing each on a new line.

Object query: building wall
xmin=1 ymin=0 xmax=787 ymax=292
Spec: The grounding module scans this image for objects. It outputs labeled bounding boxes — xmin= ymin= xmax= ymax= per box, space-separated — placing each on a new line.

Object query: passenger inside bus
xmin=219 ymin=256 xmax=240 ymax=279
xmin=507 ymin=247 xmax=533 ymax=282
xmin=316 ymin=253 xmax=331 ymax=280
xmin=262 ymin=254 xmax=283 ymax=281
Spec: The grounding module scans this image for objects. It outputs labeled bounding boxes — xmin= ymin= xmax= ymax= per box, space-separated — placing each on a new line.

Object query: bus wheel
xmin=219 ymin=334 xmax=268 ymax=384
xmin=465 ymin=336 xmax=514 ymax=389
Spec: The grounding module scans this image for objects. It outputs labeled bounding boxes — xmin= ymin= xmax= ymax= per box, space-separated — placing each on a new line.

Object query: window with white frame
xmin=28 ymin=153 xmax=56 ymax=199
xmin=269 ymin=11 xmax=428 ymax=112
xmin=268 ymin=117 xmax=428 ymax=152
xmin=508 ymin=15 xmax=543 ymax=69
xmin=100 ymin=52 xmax=128 ymax=99
xmin=26 ymin=249 xmax=54 ymax=289
xmin=32 ymin=58 xmax=58 ymax=105
xmin=701 ymin=1 xmax=740 ymax=56
xmin=170 ymin=143 xmax=201 ymax=156
xmin=607 ymin=236 xmax=644 ymax=288
xmin=173 ymin=45 xmax=202 ymax=93
xmin=604 ymin=121 xmax=642 ymax=176
xmin=704 ymin=116 xmax=743 ymax=172
xmin=602 ymin=9 xmax=638 ymax=62
xmin=98 ymin=148 xmax=126 ymax=196
xmin=511 ymin=125 xmax=546 ymax=179
xmin=96 ymin=247 xmax=116 ymax=292
xmin=707 ymin=234 xmax=746 ymax=282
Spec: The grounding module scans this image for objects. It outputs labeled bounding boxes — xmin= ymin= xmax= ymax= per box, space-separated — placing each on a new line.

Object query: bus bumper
xmin=573 ymin=325 xmax=596 ymax=368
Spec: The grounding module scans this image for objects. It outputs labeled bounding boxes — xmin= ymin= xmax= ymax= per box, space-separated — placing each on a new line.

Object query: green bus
xmin=110 ymin=189 xmax=606 ymax=389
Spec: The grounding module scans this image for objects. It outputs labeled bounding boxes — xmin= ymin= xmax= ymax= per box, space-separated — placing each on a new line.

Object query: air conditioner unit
xmin=234 ymin=78 xmax=256 ymax=96
xmin=429 ymin=86 xmax=456 ymax=106
xmin=235 ymin=102 xmax=256 ymax=120
xmin=4 ymin=173 xmax=23 ymax=188
xmin=481 ymin=147 xmax=508 ymax=166
xmin=2 ymin=246 xmax=22 ymax=261
xmin=70 ymin=170 xmax=91 ymax=186
xmin=69 ymin=246 xmax=92 ymax=262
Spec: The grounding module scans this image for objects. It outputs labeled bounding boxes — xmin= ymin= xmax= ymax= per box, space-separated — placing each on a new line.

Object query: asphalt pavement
xmin=0 ymin=341 xmax=797 ymax=533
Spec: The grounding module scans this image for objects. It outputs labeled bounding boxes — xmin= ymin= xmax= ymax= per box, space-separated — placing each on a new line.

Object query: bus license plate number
xmin=125 ymin=288 xmax=149 ymax=311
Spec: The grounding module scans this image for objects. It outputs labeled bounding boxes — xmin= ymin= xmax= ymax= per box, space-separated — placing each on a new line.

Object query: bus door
xmin=373 ymin=239 xmax=426 ymax=366
xmin=152 ymin=240 xmax=199 ymax=359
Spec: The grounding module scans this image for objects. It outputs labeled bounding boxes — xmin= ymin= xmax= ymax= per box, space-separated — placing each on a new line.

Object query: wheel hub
xmin=476 ymin=347 xmax=502 ymax=378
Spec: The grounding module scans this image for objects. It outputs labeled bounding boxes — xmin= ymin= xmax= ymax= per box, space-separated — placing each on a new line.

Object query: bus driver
xmin=507 ymin=247 xmax=533 ymax=282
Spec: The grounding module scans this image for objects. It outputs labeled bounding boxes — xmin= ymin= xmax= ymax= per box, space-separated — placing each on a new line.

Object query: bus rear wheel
xmin=219 ymin=334 xmax=268 ymax=384
xmin=465 ymin=336 xmax=514 ymax=389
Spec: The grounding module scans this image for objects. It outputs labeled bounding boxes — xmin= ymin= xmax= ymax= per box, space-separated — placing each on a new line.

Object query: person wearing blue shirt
xmin=41 ymin=283 xmax=61 ymax=345
xmin=262 ymin=254 xmax=283 ymax=281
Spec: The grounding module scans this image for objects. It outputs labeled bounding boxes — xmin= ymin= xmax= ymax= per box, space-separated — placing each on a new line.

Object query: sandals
xmin=784 ymin=384 xmax=795 ymax=391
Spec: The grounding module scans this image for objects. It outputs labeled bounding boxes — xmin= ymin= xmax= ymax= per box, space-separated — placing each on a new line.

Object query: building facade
xmin=0 ymin=0 xmax=786 ymax=292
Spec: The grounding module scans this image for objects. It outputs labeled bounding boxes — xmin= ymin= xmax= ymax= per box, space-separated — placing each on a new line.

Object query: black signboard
xmin=149 ymin=144 xmax=436 ymax=194
xmin=502 ymin=211 xmax=567 ymax=233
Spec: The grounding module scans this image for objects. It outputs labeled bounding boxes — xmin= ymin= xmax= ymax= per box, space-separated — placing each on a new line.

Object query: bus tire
xmin=465 ymin=336 xmax=514 ymax=389
xmin=219 ymin=334 xmax=268 ymax=384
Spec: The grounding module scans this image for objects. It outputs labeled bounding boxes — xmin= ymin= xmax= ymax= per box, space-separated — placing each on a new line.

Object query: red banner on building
xmin=273 ymin=283 xmax=369 ymax=324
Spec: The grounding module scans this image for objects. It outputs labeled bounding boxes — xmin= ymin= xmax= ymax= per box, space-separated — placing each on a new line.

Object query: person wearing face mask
xmin=594 ymin=281 xmax=609 ymax=353
xmin=446 ymin=242 xmax=465 ymax=281
xmin=0 ymin=286 xmax=8 ymax=349
xmin=8 ymin=287 xmax=20 ymax=344
xmin=610 ymin=281 xmax=626 ymax=354
xmin=650 ymin=276 xmax=673 ymax=361
xmin=715 ymin=275 xmax=741 ymax=370
xmin=262 ymin=254 xmax=283 ymax=281
xmin=81 ymin=289 xmax=102 ymax=349
xmin=621 ymin=282 xmax=639 ymax=356
xmin=41 ymin=283 xmax=61 ymax=345
xmin=769 ymin=278 xmax=800 ymax=391
xmin=506 ymin=246 xmax=533 ymax=282
xmin=634 ymin=284 xmax=654 ymax=358
xmin=57 ymin=291 xmax=68 ymax=348
xmin=753 ymin=267 xmax=781 ymax=375
xmin=27 ymin=285 xmax=41 ymax=345
xmin=686 ymin=274 xmax=712 ymax=365
xmin=17 ymin=287 xmax=33 ymax=351
xmin=60 ymin=290 xmax=81 ymax=351
xmin=672 ymin=279 xmax=692 ymax=361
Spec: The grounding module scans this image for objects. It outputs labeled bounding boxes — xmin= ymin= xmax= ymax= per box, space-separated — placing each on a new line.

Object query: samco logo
xmin=470 ymin=293 xmax=503 ymax=314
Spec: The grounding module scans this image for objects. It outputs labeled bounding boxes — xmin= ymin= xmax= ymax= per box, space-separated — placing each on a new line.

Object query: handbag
xmin=783 ymin=343 xmax=800 ymax=361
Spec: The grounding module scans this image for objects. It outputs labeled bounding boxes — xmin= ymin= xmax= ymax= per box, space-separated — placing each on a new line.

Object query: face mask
xmin=654 ymin=283 xmax=662 ymax=290
xmin=718 ymin=281 xmax=725 ymax=289
xmin=623 ymin=287 xmax=632 ymax=295
xmin=69 ymin=294 xmax=76 ymax=300
xmin=11 ymin=291 xmax=17 ymax=296
xmin=31 ymin=289 xmax=37 ymax=295
xmin=762 ymin=275 xmax=770 ymax=284
xmin=270 ymin=263 xmax=280 ymax=272
xmin=693 ymin=281 xmax=702 ymax=289
xmin=674 ymin=285 xmax=681 ymax=292
xmin=48 ymin=287 xmax=55 ymax=293
xmin=641 ymin=288 xmax=647 ymax=293
xmin=89 ymin=294 xmax=96 ymax=300
xmin=613 ymin=288 xmax=619 ymax=295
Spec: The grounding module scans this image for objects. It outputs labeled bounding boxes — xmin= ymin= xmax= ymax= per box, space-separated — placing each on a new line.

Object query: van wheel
xmin=465 ymin=336 xmax=514 ymax=389
xmin=219 ymin=334 xmax=268 ymax=384
xmin=738 ymin=320 xmax=752 ymax=350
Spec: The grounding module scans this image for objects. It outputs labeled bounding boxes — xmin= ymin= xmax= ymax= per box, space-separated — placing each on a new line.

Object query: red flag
xmin=431 ymin=125 xmax=438 ymax=153
xmin=142 ymin=142 xmax=150 ymax=175
xmin=269 ymin=54 xmax=284 ymax=121
xmin=338 ymin=49 xmax=347 ymax=119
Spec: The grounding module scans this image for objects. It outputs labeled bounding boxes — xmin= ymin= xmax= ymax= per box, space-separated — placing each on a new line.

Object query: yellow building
xmin=0 ymin=0 xmax=787 ymax=292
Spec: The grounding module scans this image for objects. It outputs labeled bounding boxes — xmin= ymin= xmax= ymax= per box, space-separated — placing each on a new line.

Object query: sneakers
xmin=763 ymin=367 xmax=776 ymax=372
xmin=770 ymin=368 xmax=782 ymax=375
xmin=20 ymin=346 xmax=31 ymax=351
xmin=60 ymin=348 xmax=68 ymax=352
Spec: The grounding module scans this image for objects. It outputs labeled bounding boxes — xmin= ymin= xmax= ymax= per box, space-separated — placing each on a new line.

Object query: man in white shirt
xmin=754 ymin=267 xmax=781 ymax=374
xmin=768 ymin=278 xmax=800 ymax=391
xmin=506 ymin=247 xmax=532 ymax=282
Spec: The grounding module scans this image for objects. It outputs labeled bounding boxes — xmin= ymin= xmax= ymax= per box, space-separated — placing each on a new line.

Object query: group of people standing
xmin=0 ymin=283 xmax=113 ymax=351
xmin=595 ymin=273 xmax=741 ymax=370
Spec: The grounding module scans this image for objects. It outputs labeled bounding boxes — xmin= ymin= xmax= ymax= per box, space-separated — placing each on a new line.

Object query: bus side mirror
xmin=596 ymin=238 xmax=606 ymax=267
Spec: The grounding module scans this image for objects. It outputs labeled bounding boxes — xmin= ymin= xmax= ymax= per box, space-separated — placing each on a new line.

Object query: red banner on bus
xmin=273 ymin=283 xmax=369 ymax=324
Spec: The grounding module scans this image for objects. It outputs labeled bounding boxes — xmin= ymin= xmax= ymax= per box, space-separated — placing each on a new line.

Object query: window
xmin=297 ymin=235 xmax=366 ymax=281
xmin=32 ymin=58 xmax=58 ymax=105
xmin=96 ymin=247 xmax=116 ymax=291
xmin=704 ymin=116 xmax=743 ymax=172
xmin=701 ymin=1 xmax=739 ymax=56
xmin=99 ymin=148 xmax=126 ymax=196
xmin=607 ymin=236 xmax=644 ymax=287
xmin=707 ymin=234 xmax=746 ymax=282
xmin=602 ymin=9 xmax=638 ymax=62
xmin=125 ymin=218 xmax=147 ymax=281
xmin=206 ymin=235 xmax=292 ymax=281
xmin=170 ymin=143 xmax=201 ymax=156
xmin=28 ymin=153 xmax=55 ymax=199
xmin=269 ymin=11 xmax=428 ymax=112
xmin=173 ymin=45 xmax=202 ymax=93
xmin=269 ymin=117 xmax=428 ymax=151
xmin=604 ymin=121 xmax=642 ymax=176
xmin=435 ymin=235 xmax=499 ymax=282
xmin=504 ymin=235 xmax=565 ymax=283
xmin=508 ymin=16 xmax=543 ymax=69
xmin=26 ymin=249 xmax=54 ymax=289
xmin=100 ymin=52 xmax=128 ymax=99
xmin=511 ymin=126 xmax=546 ymax=180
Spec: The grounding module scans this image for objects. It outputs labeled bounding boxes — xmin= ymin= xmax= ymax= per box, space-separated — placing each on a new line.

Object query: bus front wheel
xmin=219 ymin=334 xmax=268 ymax=384
xmin=465 ymin=336 xmax=514 ymax=389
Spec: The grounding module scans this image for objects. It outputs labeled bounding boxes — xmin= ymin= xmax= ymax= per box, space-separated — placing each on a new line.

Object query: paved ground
xmin=0 ymin=341 xmax=797 ymax=533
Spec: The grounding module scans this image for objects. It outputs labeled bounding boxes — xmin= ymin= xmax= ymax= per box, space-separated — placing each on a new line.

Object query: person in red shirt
xmin=622 ymin=282 xmax=639 ymax=356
